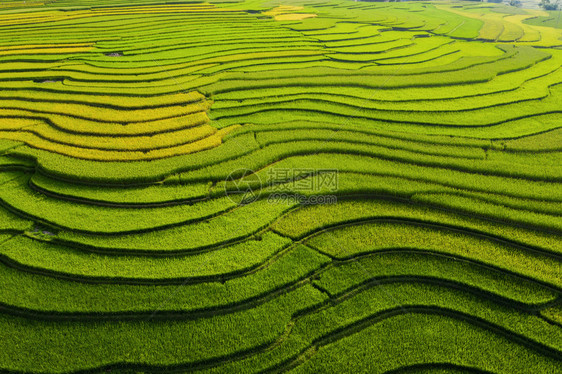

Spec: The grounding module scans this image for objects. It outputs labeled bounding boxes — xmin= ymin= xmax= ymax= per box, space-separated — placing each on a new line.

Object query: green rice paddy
xmin=0 ymin=0 xmax=560 ymax=372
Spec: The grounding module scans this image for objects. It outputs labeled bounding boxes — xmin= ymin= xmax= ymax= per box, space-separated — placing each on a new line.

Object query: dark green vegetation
xmin=0 ymin=0 xmax=560 ymax=373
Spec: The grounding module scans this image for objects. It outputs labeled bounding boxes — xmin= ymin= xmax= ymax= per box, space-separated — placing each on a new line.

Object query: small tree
xmin=509 ymin=0 xmax=522 ymax=7
xmin=540 ymin=0 xmax=560 ymax=10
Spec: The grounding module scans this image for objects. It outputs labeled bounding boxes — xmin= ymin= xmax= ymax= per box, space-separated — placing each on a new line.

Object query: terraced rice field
xmin=0 ymin=0 xmax=560 ymax=372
